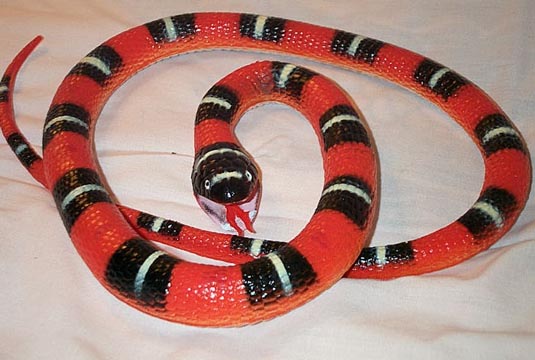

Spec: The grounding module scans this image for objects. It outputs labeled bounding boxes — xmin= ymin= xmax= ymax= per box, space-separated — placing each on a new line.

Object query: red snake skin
xmin=0 ymin=13 xmax=530 ymax=326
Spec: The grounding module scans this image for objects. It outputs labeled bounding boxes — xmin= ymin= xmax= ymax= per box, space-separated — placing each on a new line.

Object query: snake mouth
xmin=195 ymin=186 xmax=260 ymax=236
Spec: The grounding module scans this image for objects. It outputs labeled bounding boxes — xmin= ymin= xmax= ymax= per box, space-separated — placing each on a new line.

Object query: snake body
xmin=0 ymin=13 xmax=530 ymax=326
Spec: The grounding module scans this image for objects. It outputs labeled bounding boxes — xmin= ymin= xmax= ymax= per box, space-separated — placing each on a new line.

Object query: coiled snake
xmin=0 ymin=13 xmax=530 ymax=327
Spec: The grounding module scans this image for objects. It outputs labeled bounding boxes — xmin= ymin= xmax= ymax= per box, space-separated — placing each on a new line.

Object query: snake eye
xmin=204 ymin=179 xmax=211 ymax=190
xmin=245 ymin=170 xmax=253 ymax=182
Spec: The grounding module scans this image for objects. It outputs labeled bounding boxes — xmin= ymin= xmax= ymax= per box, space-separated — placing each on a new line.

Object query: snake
xmin=0 ymin=13 xmax=530 ymax=327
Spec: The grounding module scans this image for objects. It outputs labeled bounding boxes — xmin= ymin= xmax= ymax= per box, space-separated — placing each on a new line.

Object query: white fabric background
xmin=1 ymin=1 xmax=534 ymax=359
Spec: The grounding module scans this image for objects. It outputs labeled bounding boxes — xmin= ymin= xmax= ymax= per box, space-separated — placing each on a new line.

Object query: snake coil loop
xmin=0 ymin=13 xmax=530 ymax=327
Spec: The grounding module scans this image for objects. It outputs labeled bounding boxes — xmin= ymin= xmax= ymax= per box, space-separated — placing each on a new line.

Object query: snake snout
xmin=210 ymin=176 xmax=253 ymax=203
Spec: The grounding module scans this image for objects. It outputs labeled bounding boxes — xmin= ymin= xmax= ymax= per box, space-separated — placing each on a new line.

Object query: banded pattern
xmin=52 ymin=168 xmax=112 ymax=232
xmin=319 ymin=104 xmax=370 ymax=151
xmin=6 ymin=133 xmax=40 ymax=168
xmin=475 ymin=113 xmax=526 ymax=156
xmin=331 ymin=30 xmax=384 ymax=64
xmin=271 ymin=61 xmax=317 ymax=98
xmin=121 ymin=205 xmax=419 ymax=271
xmin=145 ymin=14 xmax=196 ymax=43
xmin=106 ymin=237 xmax=179 ymax=308
xmin=195 ymin=85 xmax=240 ymax=124
xmin=0 ymin=13 xmax=530 ymax=326
xmin=240 ymin=14 xmax=286 ymax=42
xmin=43 ymin=103 xmax=90 ymax=148
xmin=230 ymin=236 xmax=285 ymax=258
xmin=315 ymin=176 xmax=373 ymax=228
xmin=241 ymin=245 xmax=316 ymax=305
xmin=0 ymin=75 xmax=9 ymax=102
xmin=68 ymin=45 xmax=122 ymax=86
xmin=458 ymin=187 xmax=517 ymax=238
xmin=137 ymin=212 xmax=183 ymax=238
xmin=188 ymin=60 xmax=375 ymax=307
xmin=414 ymin=58 xmax=466 ymax=100
xmin=356 ymin=242 xmax=414 ymax=267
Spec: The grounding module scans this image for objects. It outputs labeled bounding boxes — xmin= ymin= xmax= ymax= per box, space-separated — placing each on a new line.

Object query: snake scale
xmin=0 ymin=13 xmax=530 ymax=327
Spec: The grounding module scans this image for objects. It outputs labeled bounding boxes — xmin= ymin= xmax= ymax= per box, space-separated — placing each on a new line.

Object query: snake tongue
xmin=226 ymin=204 xmax=255 ymax=236
xmin=195 ymin=188 xmax=259 ymax=234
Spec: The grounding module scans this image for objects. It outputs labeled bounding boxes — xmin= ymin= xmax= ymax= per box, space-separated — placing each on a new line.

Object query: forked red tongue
xmin=226 ymin=204 xmax=255 ymax=236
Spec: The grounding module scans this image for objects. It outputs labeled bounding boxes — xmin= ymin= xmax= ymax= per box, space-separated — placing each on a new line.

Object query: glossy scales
xmin=0 ymin=13 xmax=530 ymax=326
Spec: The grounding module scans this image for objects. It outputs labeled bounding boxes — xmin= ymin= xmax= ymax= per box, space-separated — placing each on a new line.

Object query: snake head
xmin=192 ymin=142 xmax=260 ymax=235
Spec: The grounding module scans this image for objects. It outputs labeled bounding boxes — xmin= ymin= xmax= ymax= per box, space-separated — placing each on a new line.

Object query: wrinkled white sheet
xmin=1 ymin=1 xmax=534 ymax=359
